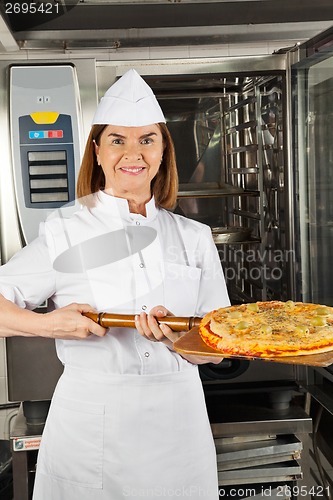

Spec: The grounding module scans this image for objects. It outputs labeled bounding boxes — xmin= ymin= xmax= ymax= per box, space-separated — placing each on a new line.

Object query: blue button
xmin=29 ymin=131 xmax=45 ymax=139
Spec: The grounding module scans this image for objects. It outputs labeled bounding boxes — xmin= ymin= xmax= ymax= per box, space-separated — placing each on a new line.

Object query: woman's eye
xmin=111 ymin=139 xmax=124 ymax=145
xmin=141 ymin=138 xmax=153 ymax=145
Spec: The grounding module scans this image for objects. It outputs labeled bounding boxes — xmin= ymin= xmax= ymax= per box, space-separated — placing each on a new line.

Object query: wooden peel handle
xmin=84 ymin=312 xmax=201 ymax=331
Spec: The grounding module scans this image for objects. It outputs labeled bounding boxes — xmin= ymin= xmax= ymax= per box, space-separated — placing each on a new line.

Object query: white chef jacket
xmin=0 ymin=190 xmax=230 ymax=375
xmin=0 ymin=191 xmax=230 ymax=500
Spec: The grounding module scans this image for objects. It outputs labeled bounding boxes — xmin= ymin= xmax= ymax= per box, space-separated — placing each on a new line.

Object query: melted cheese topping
xmin=200 ymin=301 xmax=333 ymax=357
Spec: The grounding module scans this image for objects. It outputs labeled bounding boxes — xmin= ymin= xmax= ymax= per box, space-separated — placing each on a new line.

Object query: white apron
xmin=32 ymin=366 xmax=219 ymax=500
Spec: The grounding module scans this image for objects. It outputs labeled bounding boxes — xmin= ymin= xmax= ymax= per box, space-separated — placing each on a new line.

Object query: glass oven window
xmin=293 ymin=52 xmax=333 ymax=305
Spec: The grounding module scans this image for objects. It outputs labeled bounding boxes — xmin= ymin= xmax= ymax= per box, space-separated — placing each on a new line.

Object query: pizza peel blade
xmin=173 ymin=327 xmax=333 ymax=367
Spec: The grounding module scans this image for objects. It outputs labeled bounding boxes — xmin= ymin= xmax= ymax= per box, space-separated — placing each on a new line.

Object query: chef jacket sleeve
xmin=0 ymin=223 xmax=56 ymax=310
xmin=194 ymin=225 xmax=230 ymax=317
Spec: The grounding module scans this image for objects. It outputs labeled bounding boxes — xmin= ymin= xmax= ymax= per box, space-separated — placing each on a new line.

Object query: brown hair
xmin=76 ymin=123 xmax=178 ymax=210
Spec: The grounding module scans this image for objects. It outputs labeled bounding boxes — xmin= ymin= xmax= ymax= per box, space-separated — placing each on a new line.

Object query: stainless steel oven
xmin=148 ymin=68 xmax=291 ymax=306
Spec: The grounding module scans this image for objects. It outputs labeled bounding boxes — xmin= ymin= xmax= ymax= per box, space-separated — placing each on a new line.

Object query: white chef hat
xmin=92 ymin=69 xmax=166 ymax=126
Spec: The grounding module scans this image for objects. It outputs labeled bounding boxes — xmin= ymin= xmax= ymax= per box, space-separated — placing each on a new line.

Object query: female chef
xmin=0 ymin=69 xmax=230 ymax=499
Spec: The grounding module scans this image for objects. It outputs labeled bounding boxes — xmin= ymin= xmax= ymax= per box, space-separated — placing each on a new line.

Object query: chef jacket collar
xmin=98 ymin=190 xmax=158 ymax=222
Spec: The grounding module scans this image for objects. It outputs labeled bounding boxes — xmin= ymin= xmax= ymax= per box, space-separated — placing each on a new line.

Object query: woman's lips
xmin=120 ymin=167 xmax=145 ymax=175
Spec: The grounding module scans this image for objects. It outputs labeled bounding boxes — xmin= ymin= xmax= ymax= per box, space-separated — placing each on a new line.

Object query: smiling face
xmin=94 ymin=124 xmax=164 ymax=202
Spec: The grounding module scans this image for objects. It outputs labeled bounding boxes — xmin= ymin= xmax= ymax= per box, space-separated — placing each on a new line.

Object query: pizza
xmin=199 ymin=300 xmax=333 ymax=358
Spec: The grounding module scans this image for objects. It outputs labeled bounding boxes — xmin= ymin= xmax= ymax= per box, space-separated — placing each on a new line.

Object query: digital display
xmin=29 ymin=130 xmax=64 ymax=139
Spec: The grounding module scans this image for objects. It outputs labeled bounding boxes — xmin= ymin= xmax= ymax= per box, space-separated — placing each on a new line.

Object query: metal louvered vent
xmin=27 ymin=150 xmax=69 ymax=204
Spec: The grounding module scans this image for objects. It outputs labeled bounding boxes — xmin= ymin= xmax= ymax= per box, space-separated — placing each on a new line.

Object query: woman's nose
xmin=124 ymin=143 xmax=142 ymax=160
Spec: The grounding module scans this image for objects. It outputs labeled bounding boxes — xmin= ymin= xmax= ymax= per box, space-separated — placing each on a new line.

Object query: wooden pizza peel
xmin=84 ymin=312 xmax=333 ymax=367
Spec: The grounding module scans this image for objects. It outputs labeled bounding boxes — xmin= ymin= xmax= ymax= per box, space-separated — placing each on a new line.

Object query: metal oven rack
xmin=173 ymin=74 xmax=289 ymax=306
xmin=208 ymin=400 xmax=314 ymax=499
xmin=221 ymin=75 xmax=288 ymax=304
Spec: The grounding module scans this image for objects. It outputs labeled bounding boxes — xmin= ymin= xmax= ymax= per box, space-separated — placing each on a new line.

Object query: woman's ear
xmin=93 ymin=139 xmax=100 ymax=165
xmin=93 ymin=139 xmax=98 ymax=153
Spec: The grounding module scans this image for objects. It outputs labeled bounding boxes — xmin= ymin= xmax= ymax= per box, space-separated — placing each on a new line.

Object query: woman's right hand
xmin=42 ymin=303 xmax=107 ymax=339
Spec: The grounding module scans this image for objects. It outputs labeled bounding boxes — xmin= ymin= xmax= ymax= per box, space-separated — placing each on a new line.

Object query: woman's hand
xmin=135 ymin=305 xmax=178 ymax=347
xmin=135 ymin=305 xmax=223 ymax=365
xmin=42 ymin=303 xmax=107 ymax=339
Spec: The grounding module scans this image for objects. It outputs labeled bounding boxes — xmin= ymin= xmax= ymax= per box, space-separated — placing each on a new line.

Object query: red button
xmin=47 ymin=130 xmax=63 ymax=138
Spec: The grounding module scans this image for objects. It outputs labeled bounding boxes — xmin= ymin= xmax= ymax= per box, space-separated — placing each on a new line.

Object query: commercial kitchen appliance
xmin=1 ymin=27 xmax=333 ymax=493
xmin=10 ymin=65 xmax=81 ymax=241
xmin=4 ymin=64 xmax=85 ymax=413
xmin=291 ymin=31 xmax=333 ymax=491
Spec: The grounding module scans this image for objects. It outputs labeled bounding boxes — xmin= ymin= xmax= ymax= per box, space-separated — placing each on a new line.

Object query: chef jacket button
xmin=139 ymin=263 xmax=144 ymax=268
xmin=144 ymin=352 xmax=150 ymax=357
xmin=136 ymin=221 xmax=140 ymax=225
xmin=142 ymin=305 xmax=147 ymax=310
